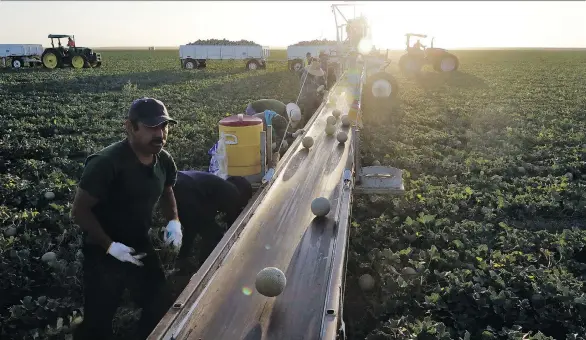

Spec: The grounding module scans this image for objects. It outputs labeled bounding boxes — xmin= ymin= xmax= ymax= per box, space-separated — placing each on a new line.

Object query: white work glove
xmin=317 ymin=85 xmax=325 ymax=94
xmin=164 ymin=220 xmax=183 ymax=249
xmin=281 ymin=140 xmax=289 ymax=150
xmin=107 ymin=242 xmax=146 ymax=267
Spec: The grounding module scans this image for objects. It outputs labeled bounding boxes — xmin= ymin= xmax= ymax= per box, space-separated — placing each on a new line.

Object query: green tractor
xmin=41 ymin=34 xmax=102 ymax=69
xmin=398 ymin=33 xmax=459 ymax=74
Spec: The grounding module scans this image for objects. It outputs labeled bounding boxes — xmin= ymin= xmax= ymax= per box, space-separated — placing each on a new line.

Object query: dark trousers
xmin=73 ymin=241 xmax=173 ymax=340
xmin=177 ymin=209 xmax=223 ymax=264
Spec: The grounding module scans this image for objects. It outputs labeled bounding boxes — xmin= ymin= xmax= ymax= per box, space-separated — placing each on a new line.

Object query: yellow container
xmin=218 ymin=114 xmax=263 ymax=176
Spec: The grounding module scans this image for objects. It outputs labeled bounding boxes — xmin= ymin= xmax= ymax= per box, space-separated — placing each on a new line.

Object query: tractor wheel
xmin=435 ymin=54 xmax=459 ymax=72
xmin=42 ymin=50 xmax=61 ymax=69
xmin=361 ymin=71 xmax=399 ymax=119
xmin=246 ymin=59 xmax=260 ymax=71
xmin=71 ymin=55 xmax=86 ymax=69
xmin=11 ymin=58 xmax=23 ymax=69
xmin=183 ymin=59 xmax=198 ymax=69
xmin=398 ymin=54 xmax=422 ymax=75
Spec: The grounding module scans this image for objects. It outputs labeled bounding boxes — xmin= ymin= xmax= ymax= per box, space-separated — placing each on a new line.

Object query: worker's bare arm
xmin=160 ymin=185 xmax=179 ymax=222
xmin=71 ymin=188 xmax=113 ymax=251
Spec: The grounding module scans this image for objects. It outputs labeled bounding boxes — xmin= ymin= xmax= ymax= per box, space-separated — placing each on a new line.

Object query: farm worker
xmin=71 ymin=97 xmax=182 ymax=340
xmin=318 ymin=51 xmax=330 ymax=88
xmin=245 ymin=98 xmax=303 ymax=128
xmin=252 ymin=110 xmax=290 ymax=154
xmin=413 ymin=39 xmax=425 ymax=51
xmin=306 ymin=52 xmax=312 ymax=65
xmin=68 ymin=37 xmax=76 ymax=48
xmin=173 ymin=171 xmax=253 ymax=269
xmin=298 ymin=60 xmax=326 ymax=124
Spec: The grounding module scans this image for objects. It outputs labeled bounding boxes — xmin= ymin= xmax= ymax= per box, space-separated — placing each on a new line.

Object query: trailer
xmin=0 ymin=44 xmax=43 ymax=69
xmin=286 ymin=44 xmax=339 ymax=71
xmin=179 ymin=44 xmax=270 ymax=70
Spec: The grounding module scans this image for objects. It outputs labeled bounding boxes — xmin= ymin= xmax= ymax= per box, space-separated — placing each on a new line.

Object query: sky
xmin=0 ymin=1 xmax=584 ymax=49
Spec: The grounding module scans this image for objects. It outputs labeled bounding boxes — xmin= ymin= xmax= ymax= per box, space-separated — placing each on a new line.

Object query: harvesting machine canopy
xmin=332 ymin=3 xmax=373 ymax=51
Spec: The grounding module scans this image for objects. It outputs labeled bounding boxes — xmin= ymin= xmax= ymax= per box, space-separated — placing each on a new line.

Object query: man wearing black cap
xmin=71 ymin=97 xmax=182 ymax=340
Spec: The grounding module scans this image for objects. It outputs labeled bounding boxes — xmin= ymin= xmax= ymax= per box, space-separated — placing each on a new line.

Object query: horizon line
xmin=88 ymin=46 xmax=586 ymax=51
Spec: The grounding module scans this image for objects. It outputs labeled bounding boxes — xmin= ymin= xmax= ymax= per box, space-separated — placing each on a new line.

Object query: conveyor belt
xmin=149 ymin=79 xmax=357 ymax=340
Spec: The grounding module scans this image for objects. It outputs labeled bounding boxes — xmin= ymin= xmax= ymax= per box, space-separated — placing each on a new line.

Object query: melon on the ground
xmin=358 ymin=273 xmax=375 ymax=291
xmin=41 ymin=252 xmax=57 ymax=263
xmin=4 ymin=227 xmax=17 ymax=237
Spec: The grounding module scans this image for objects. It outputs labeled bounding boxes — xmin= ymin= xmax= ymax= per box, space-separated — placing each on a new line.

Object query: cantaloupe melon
xmin=255 ymin=267 xmax=286 ymax=297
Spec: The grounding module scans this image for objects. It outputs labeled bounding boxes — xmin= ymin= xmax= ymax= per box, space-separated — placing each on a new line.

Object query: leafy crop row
xmin=344 ymin=50 xmax=586 ymax=339
xmin=1 ymin=49 xmax=586 ymax=340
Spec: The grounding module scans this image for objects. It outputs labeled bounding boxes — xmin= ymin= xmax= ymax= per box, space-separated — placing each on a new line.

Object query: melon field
xmin=1 ymin=48 xmax=586 ymax=340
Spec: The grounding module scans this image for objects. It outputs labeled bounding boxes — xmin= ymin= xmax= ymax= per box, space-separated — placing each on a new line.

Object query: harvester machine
xmin=41 ymin=34 xmax=102 ymax=69
xmin=148 ymin=3 xmax=404 ymax=340
xmin=399 ymin=33 xmax=459 ymax=74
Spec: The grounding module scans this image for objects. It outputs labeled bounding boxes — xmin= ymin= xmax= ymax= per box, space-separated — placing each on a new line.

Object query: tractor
xmin=41 ymin=34 xmax=102 ymax=69
xmin=398 ymin=33 xmax=459 ymax=74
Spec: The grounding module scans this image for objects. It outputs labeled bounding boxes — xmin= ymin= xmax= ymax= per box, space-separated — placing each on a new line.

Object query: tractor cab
xmin=405 ymin=33 xmax=433 ymax=54
xmin=42 ymin=34 xmax=102 ymax=69
xmin=399 ymin=32 xmax=459 ymax=74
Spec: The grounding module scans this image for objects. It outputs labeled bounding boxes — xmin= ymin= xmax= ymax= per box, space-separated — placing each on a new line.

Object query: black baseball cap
xmin=128 ymin=97 xmax=178 ymax=127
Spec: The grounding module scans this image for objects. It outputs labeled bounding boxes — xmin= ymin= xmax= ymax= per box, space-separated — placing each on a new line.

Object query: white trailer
xmin=286 ymin=44 xmax=339 ymax=71
xmin=179 ymin=44 xmax=270 ymax=70
xmin=0 ymin=44 xmax=44 ymax=69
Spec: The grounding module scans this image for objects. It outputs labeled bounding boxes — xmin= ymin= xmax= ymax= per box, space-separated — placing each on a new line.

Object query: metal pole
xmin=260 ymin=131 xmax=266 ymax=178
xmin=266 ymin=124 xmax=273 ymax=167
xmin=353 ymin=127 xmax=361 ymax=184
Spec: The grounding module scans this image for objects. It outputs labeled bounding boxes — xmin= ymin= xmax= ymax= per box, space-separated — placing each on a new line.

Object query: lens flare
xmin=358 ymin=38 xmax=373 ymax=55
xmin=242 ymin=287 xmax=252 ymax=296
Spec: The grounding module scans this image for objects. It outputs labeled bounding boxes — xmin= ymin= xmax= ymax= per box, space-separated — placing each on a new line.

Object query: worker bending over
xmin=246 ymin=99 xmax=304 ymax=151
xmin=173 ymin=171 xmax=253 ymax=269
xmin=71 ymin=98 xmax=182 ymax=340
xmin=245 ymin=98 xmax=302 ymax=128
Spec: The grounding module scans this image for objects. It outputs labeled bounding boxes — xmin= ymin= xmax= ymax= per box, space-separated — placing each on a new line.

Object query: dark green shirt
xmin=78 ymin=138 xmax=177 ymax=247
xmin=249 ymin=99 xmax=287 ymax=119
